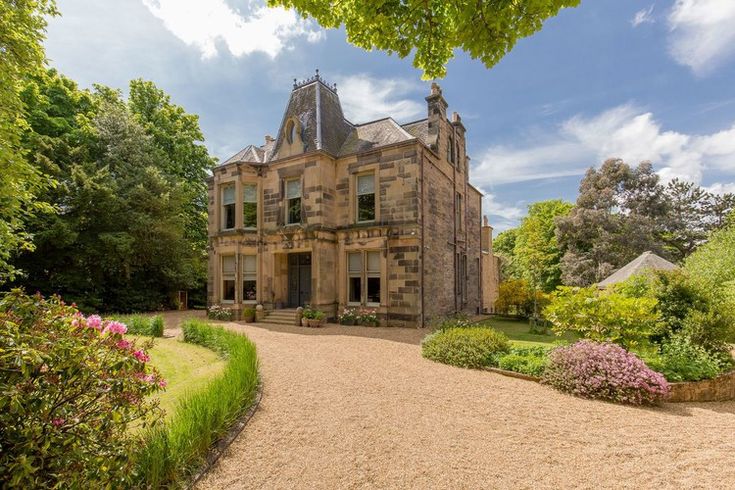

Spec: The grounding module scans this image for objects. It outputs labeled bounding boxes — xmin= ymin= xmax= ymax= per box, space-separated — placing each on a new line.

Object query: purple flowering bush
xmin=0 ymin=290 xmax=165 ymax=488
xmin=542 ymin=340 xmax=670 ymax=405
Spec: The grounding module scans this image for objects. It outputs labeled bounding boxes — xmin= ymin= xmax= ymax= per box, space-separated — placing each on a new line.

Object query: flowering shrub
xmin=338 ymin=307 xmax=359 ymax=324
xmin=0 ymin=290 xmax=164 ymax=488
xmin=431 ymin=313 xmax=475 ymax=331
xmin=542 ymin=340 xmax=669 ymax=405
xmin=207 ymin=304 xmax=233 ymax=321
xmin=422 ymin=327 xmax=510 ymax=368
xmin=357 ymin=308 xmax=379 ymax=326
xmin=108 ymin=314 xmax=165 ymax=337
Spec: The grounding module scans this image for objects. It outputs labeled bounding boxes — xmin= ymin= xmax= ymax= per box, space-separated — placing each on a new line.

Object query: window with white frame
xmin=356 ymin=173 xmax=376 ymax=222
xmin=242 ymin=254 xmax=256 ymax=302
xmin=243 ymin=183 xmax=257 ymax=229
xmin=285 ymin=178 xmax=301 ymax=224
xmin=348 ymin=250 xmax=381 ymax=306
xmin=222 ymin=255 xmax=236 ymax=302
xmin=221 ymin=184 xmax=236 ymax=230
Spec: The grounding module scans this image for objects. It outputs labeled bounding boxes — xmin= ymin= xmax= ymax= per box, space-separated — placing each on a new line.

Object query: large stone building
xmin=207 ymin=72 xmax=498 ymax=326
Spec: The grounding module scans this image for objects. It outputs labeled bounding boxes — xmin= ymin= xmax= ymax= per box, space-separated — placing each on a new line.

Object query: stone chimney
xmin=481 ymin=215 xmax=493 ymax=254
xmin=265 ymin=135 xmax=274 ymax=145
xmin=425 ymin=82 xmax=447 ymax=151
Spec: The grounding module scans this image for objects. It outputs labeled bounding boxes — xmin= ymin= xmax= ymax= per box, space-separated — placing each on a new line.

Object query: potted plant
xmin=338 ymin=307 xmax=358 ymax=326
xmin=302 ymin=306 xmax=325 ymax=327
xmin=242 ymin=307 xmax=256 ymax=323
xmin=358 ymin=309 xmax=379 ymax=327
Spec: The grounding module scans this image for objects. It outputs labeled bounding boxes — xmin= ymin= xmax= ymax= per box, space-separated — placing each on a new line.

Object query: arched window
xmin=447 ymin=134 xmax=455 ymax=164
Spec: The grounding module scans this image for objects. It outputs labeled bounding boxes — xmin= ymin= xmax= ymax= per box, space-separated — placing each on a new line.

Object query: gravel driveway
xmin=193 ymin=321 xmax=735 ymax=489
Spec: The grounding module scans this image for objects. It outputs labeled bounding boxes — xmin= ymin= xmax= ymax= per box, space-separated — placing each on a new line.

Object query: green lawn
xmin=130 ymin=335 xmax=226 ymax=417
xmin=476 ymin=316 xmax=574 ymax=348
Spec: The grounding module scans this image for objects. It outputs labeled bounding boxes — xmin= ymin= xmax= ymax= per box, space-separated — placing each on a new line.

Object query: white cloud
xmin=631 ymin=5 xmax=655 ymax=27
xmin=667 ymin=0 xmax=735 ymax=75
xmin=705 ymin=182 xmax=735 ymax=194
xmin=335 ymin=74 xmax=424 ymax=123
xmin=480 ymin=193 xmax=525 ymax=233
xmin=141 ymin=0 xmax=324 ymax=59
xmin=472 ymin=103 xmax=735 ymax=190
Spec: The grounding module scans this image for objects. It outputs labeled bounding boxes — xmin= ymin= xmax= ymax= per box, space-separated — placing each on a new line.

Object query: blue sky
xmin=44 ymin=0 xmax=735 ymax=232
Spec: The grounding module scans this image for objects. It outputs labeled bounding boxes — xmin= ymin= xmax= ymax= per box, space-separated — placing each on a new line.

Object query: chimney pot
xmin=452 ymin=112 xmax=461 ymax=123
xmin=265 ymin=135 xmax=274 ymax=144
xmin=430 ymin=82 xmax=442 ymax=96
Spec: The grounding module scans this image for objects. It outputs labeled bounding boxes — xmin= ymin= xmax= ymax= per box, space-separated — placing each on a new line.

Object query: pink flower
xmin=133 ymin=349 xmax=150 ymax=363
xmin=158 ymin=379 xmax=167 ymax=388
xmin=86 ymin=315 xmax=103 ymax=330
xmin=103 ymin=321 xmax=127 ymax=335
xmin=51 ymin=418 xmax=65 ymax=427
xmin=116 ymin=340 xmax=132 ymax=350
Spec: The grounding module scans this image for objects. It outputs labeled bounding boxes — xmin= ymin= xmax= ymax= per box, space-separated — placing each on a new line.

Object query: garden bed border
xmin=482 ymin=366 xmax=735 ymax=403
xmin=189 ymin=379 xmax=263 ymax=488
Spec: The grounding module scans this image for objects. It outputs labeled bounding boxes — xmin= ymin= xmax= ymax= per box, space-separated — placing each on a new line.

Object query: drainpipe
xmin=419 ymin=147 xmax=425 ymax=328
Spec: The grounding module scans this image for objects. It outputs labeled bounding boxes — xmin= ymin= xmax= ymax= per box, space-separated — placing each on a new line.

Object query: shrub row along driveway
xmin=192 ymin=321 xmax=735 ymax=489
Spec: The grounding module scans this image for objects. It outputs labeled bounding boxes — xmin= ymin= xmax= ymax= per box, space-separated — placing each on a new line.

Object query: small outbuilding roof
xmin=597 ymin=251 xmax=678 ymax=288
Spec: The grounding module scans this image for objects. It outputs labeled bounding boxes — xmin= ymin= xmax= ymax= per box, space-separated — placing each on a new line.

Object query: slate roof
xmin=218 ymin=72 xmax=429 ymax=166
xmin=338 ymin=118 xmax=415 ymax=155
xmin=597 ymin=251 xmax=678 ymax=288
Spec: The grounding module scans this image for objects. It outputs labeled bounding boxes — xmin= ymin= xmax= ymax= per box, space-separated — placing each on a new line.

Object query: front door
xmin=287 ymin=253 xmax=312 ymax=307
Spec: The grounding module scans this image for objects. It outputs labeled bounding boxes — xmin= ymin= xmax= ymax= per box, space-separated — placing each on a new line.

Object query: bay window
xmin=286 ymin=178 xmax=302 ymax=224
xmin=222 ymin=255 xmax=235 ymax=302
xmin=243 ymin=183 xmax=257 ymax=229
xmin=221 ymin=184 xmax=235 ymax=230
xmin=242 ymin=254 xmax=256 ymax=302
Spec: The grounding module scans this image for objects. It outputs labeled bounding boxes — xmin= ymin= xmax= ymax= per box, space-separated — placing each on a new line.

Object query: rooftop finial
xmin=315 ymin=68 xmax=320 ymax=79
xmin=293 ymin=78 xmax=297 ymax=88
xmin=292 ymin=70 xmax=337 ymax=93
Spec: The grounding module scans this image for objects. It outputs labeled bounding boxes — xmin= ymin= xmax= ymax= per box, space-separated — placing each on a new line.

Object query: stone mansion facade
xmin=207 ymin=72 xmax=498 ymax=326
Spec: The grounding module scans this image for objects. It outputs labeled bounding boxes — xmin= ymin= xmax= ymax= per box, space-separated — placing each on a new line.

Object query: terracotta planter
xmin=242 ymin=314 xmax=255 ymax=323
xmin=301 ymin=317 xmax=308 ymax=327
xmin=307 ymin=318 xmax=323 ymax=328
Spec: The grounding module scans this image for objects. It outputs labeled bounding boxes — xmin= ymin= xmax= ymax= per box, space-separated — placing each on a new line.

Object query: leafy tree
xmin=0 ymin=0 xmax=58 ymax=281
xmin=514 ymin=199 xmax=573 ymax=293
xmin=493 ymin=228 xmax=520 ymax=280
xmin=13 ymin=72 xmax=208 ymax=312
xmin=544 ymin=286 xmax=660 ymax=350
xmin=271 ymin=0 xmax=580 ymax=79
xmin=684 ymin=218 xmax=735 ymax=295
xmin=557 ymin=159 xmax=670 ymax=286
xmin=663 ymin=179 xmax=734 ymax=260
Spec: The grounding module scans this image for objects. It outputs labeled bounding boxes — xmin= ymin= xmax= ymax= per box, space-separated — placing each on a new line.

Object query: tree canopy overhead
xmin=270 ymin=0 xmax=580 ymax=79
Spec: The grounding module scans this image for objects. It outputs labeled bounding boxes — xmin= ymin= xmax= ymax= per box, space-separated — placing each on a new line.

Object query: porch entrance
xmin=287 ymin=252 xmax=312 ymax=307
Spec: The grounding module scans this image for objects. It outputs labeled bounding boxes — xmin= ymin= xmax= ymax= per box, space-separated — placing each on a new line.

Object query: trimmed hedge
xmin=422 ymin=327 xmax=510 ymax=368
xmin=109 ymin=314 xmax=164 ymax=337
xmin=134 ymin=320 xmax=259 ymax=487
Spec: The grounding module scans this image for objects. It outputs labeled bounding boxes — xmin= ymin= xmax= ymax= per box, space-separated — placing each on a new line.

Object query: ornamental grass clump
xmin=422 ymin=327 xmax=510 ymax=368
xmin=542 ymin=340 xmax=669 ymax=405
xmin=0 ymin=290 xmax=165 ymax=488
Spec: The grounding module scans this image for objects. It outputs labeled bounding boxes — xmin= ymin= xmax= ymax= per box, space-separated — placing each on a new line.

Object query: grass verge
xmin=134 ymin=320 xmax=259 ymax=487
xmin=128 ymin=335 xmax=226 ymax=418
xmin=109 ymin=314 xmax=164 ymax=337
xmin=477 ymin=316 xmax=575 ymax=348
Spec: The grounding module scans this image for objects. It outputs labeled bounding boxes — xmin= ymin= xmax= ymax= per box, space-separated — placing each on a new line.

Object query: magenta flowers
xmin=542 ymin=340 xmax=670 ymax=405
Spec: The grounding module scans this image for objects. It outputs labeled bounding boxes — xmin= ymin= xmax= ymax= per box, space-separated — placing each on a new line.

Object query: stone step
xmin=261 ymin=317 xmax=299 ymax=325
xmin=265 ymin=312 xmax=298 ymax=319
